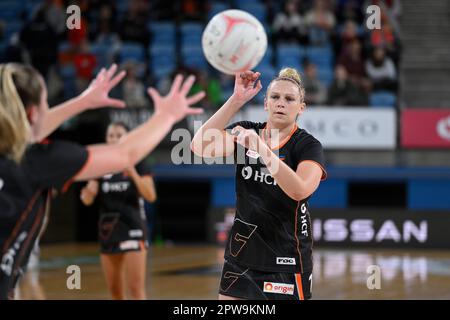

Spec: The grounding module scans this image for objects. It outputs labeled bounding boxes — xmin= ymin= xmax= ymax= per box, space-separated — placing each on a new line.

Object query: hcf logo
xmin=241 ymin=166 xmax=277 ymax=186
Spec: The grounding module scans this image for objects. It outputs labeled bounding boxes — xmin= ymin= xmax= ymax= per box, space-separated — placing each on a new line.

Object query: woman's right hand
xmin=80 ymin=180 xmax=98 ymax=204
xmin=79 ymin=64 xmax=127 ymax=109
xmin=232 ymin=70 xmax=262 ymax=105
xmin=81 ymin=180 xmax=98 ymax=196
xmin=147 ymin=74 xmax=205 ymax=123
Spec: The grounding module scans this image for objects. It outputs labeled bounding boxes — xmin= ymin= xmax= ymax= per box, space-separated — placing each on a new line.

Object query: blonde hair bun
xmin=278 ymin=67 xmax=301 ymax=84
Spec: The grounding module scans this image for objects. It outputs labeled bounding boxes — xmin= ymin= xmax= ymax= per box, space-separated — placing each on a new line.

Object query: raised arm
xmin=31 ymin=64 xmax=126 ymax=142
xmin=190 ymin=71 xmax=262 ymax=158
xmin=75 ymin=74 xmax=205 ymax=181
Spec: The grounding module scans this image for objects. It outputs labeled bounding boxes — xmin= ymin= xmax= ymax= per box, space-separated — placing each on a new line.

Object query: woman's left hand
xmin=230 ymin=125 xmax=264 ymax=152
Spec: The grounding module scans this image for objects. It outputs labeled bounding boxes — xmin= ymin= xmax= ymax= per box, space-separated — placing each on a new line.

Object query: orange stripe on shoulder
xmin=271 ymin=124 xmax=298 ymax=151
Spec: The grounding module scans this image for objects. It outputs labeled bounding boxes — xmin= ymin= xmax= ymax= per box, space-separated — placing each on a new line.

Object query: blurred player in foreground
xmin=0 ymin=62 xmax=204 ymax=299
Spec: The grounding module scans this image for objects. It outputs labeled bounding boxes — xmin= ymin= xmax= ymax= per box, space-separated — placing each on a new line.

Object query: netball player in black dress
xmin=80 ymin=121 xmax=157 ymax=300
xmin=0 ymin=63 xmax=204 ymax=299
xmin=191 ymin=68 xmax=326 ymax=300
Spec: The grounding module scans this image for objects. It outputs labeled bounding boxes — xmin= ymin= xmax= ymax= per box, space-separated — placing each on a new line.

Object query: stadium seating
xmin=119 ymin=42 xmax=145 ymax=64
xmin=236 ymin=2 xmax=267 ymax=23
xmin=369 ymin=91 xmax=397 ymax=108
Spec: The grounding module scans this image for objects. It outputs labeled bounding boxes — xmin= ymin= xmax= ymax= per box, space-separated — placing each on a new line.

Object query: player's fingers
xmin=187 ymin=91 xmax=206 ymax=105
xmin=105 ymin=64 xmax=117 ymax=81
xmin=241 ymin=70 xmax=253 ymax=78
xmin=256 ymin=80 xmax=262 ymax=90
xmin=237 ymin=134 xmax=248 ymax=147
xmin=235 ymin=72 xmax=244 ymax=86
xmin=96 ymin=68 xmax=106 ymax=82
xmin=231 ymin=125 xmax=245 ymax=136
xmin=107 ymin=98 xmax=126 ymax=108
xmin=186 ymin=107 xmax=204 ymax=115
xmin=180 ymin=75 xmax=196 ymax=95
xmin=251 ymin=80 xmax=262 ymax=93
xmin=107 ymin=70 xmax=126 ymax=90
xmin=147 ymin=87 xmax=161 ymax=104
xmin=240 ymin=71 xmax=253 ymax=83
xmin=169 ymin=74 xmax=183 ymax=95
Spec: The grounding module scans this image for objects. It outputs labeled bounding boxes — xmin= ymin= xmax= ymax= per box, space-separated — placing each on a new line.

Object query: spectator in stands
xmin=122 ymin=62 xmax=147 ymax=108
xmin=91 ymin=2 xmax=119 ymax=43
xmin=119 ymin=0 xmax=150 ymax=47
xmin=336 ymin=0 xmax=365 ymax=25
xmin=41 ymin=0 xmax=67 ymax=38
xmin=302 ymin=61 xmax=327 ymax=105
xmin=338 ymin=38 xmax=366 ymax=83
xmin=365 ymin=0 xmax=401 ymax=32
xmin=180 ymin=0 xmax=207 ymax=21
xmin=68 ymin=15 xmax=89 ymax=47
xmin=150 ymin=0 xmax=177 ymax=21
xmin=340 ymin=20 xmax=361 ymax=49
xmin=87 ymin=0 xmax=118 ymax=26
xmin=369 ymin=18 xmax=396 ymax=49
xmin=217 ymin=72 xmax=235 ymax=103
xmin=365 ymin=46 xmax=397 ymax=92
xmin=368 ymin=4 xmax=401 ymax=62
xmin=272 ymin=0 xmax=309 ymax=45
xmin=156 ymin=66 xmax=192 ymax=95
xmin=94 ymin=7 xmax=121 ymax=63
xmin=20 ymin=7 xmax=59 ymax=80
xmin=263 ymin=0 xmax=278 ymax=26
xmin=3 ymin=34 xmax=26 ymax=64
xmin=327 ymin=64 xmax=368 ymax=106
xmin=0 ymin=20 xmax=5 ymax=41
xmin=73 ymin=40 xmax=97 ymax=93
xmin=305 ymin=0 xmax=336 ymax=45
xmin=190 ymin=70 xmax=222 ymax=110
xmin=96 ymin=21 xmax=121 ymax=48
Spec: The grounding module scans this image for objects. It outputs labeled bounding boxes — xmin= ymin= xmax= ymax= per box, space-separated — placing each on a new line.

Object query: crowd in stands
xmin=0 ymin=0 xmax=401 ymax=111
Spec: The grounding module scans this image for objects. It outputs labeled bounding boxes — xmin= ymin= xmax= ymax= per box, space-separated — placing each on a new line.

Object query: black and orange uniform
xmin=219 ymin=121 xmax=326 ymax=300
xmin=0 ymin=140 xmax=88 ymax=300
xmin=96 ymin=163 xmax=150 ymax=254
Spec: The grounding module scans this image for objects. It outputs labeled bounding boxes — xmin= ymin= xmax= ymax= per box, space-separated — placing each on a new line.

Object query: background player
xmin=80 ymin=121 xmax=157 ymax=300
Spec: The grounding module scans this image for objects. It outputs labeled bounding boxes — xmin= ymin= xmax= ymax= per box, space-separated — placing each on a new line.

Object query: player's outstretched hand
xmin=79 ymin=64 xmax=127 ymax=109
xmin=147 ymin=74 xmax=205 ymax=123
xmin=232 ymin=70 xmax=262 ymax=105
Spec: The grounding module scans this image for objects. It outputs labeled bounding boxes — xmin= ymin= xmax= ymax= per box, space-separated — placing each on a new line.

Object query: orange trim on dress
xmin=2 ymin=191 xmax=40 ymax=253
xmin=262 ymin=123 xmax=299 ymax=151
xmin=295 ymin=273 xmax=305 ymax=300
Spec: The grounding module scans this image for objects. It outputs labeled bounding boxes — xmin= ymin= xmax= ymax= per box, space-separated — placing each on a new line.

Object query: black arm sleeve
xmin=23 ymin=140 xmax=89 ymax=191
